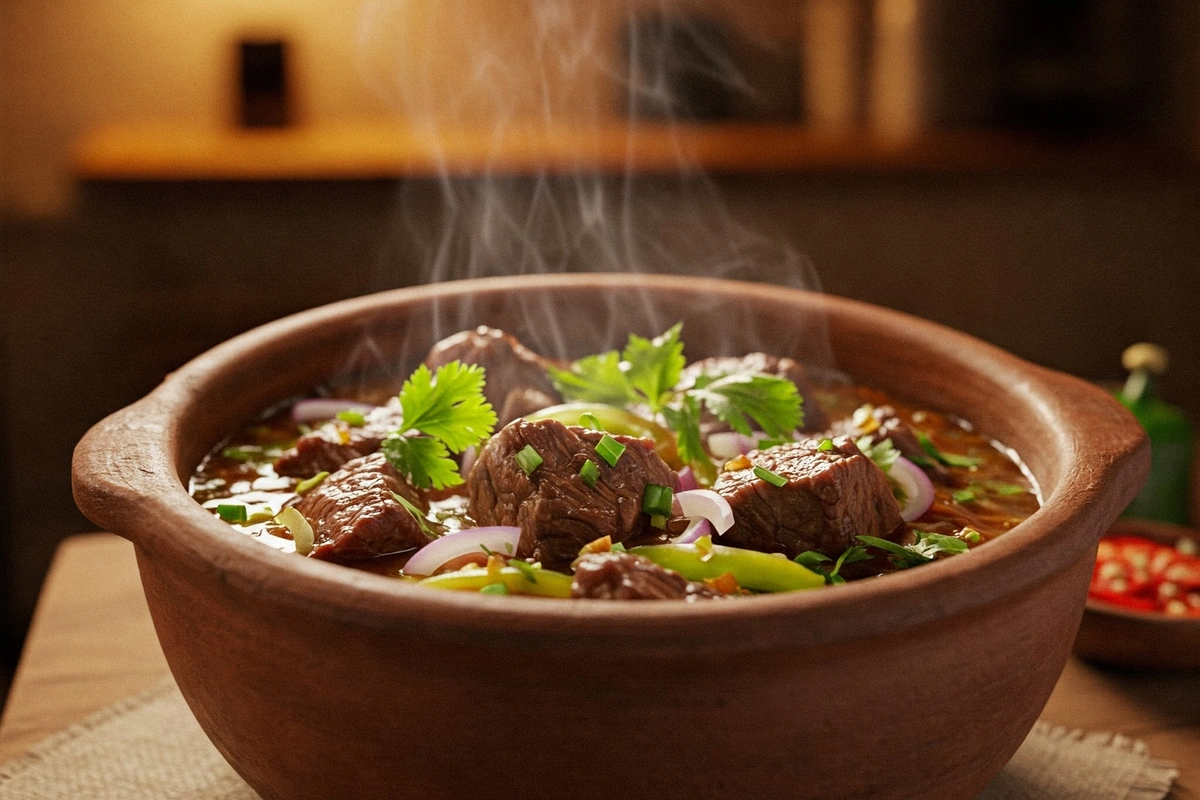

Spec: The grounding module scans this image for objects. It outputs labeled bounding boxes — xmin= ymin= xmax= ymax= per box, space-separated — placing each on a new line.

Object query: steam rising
xmin=351 ymin=0 xmax=832 ymax=375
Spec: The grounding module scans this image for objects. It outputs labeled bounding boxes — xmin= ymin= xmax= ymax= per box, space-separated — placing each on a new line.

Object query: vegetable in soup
xmin=190 ymin=325 xmax=1039 ymax=600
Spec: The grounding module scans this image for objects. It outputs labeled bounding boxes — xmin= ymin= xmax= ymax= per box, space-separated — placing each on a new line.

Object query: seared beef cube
xmin=571 ymin=551 xmax=721 ymax=601
xmin=293 ymin=453 xmax=430 ymax=563
xmin=713 ymin=437 xmax=902 ymax=558
xmin=679 ymin=352 xmax=828 ymax=433
xmin=827 ymin=405 xmax=955 ymax=485
xmin=275 ymin=402 xmax=403 ymax=478
xmin=468 ymin=419 xmax=677 ymax=571
xmin=424 ymin=326 xmax=562 ymax=426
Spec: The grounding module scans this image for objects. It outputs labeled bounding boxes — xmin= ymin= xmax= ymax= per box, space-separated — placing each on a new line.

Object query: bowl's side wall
xmin=73 ymin=275 xmax=1149 ymax=800
xmin=137 ymin=534 xmax=1095 ymax=800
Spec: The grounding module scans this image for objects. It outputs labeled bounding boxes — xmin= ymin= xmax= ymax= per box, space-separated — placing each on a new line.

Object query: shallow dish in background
xmin=72 ymin=274 xmax=1148 ymax=800
xmin=1075 ymin=518 xmax=1200 ymax=670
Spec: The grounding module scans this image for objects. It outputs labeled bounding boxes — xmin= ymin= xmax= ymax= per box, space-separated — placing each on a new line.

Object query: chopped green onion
xmin=917 ymin=432 xmax=983 ymax=468
xmin=295 ymin=471 xmax=330 ymax=495
xmin=217 ymin=504 xmax=248 ymax=523
xmin=580 ymin=459 xmax=600 ymax=487
xmin=246 ymin=508 xmax=275 ymax=524
xmin=336 ymin=409 xmax=366 ymax=427
xmin=986 ymin=481 xmax=1027 ymax=496
xmin=515 ymin=445 xmax=543 ymax=475
xmin=274 ymin=507 xmax=315 ymax=556
xmin=479 ymin=582 xmax=510 ymax=595
xmin=817 ymin=438 xmax=834 ymax=452
xmin=641 ymin=483 xmax=674 ymax=518
xmin=963 ymin=529 xmax=983 ymax=543
xmin=595 ymin=434 xmax=626 ymax=467
xmin=753 ymin=465 xmax=788 ymax=487
xmin=220 ymin=445 xmax=261 ymax=462
xmin=579 ymin=412 xmax=604 ymax=431
xmin=649 ymin=514 xmax=667 ymax=529
xmin=952 ymin=489 xmax=976 ymax=504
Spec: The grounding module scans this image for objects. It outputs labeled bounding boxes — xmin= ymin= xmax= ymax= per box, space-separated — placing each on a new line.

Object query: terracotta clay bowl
xmin=73 ymin=274 xmax=1148 ymax=800
xmin=1075 ymin=518 xmax=1200 ymax=670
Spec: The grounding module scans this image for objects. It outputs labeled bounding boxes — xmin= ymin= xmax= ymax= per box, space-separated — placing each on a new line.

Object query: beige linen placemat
xmin=0 ymin=679 xmax=1179 ymax=800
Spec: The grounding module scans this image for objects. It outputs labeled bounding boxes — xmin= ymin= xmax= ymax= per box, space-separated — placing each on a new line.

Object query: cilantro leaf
xmin=398 ymin=362 xmax=496 ymax=453
xmin=548 ymin=351 xmax=636 ymax=406
xmin=382 ymin=434 xmax=463 ymax=491
xmin=623 ymin=323 xmax=685 ymax=412
xmin=661 ymin=394 xmax=707 ymax=474
xmin=689 ymin=372 xmax=802 ymax=439
xmin=855 ymin=436 xmax=900 ymax=475
xmin=857 ymin=531 xmax=970 ymax=570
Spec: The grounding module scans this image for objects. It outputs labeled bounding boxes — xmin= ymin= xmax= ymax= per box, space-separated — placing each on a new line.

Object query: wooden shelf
xmin=72 ymin=121 xmax=1187 ymax=181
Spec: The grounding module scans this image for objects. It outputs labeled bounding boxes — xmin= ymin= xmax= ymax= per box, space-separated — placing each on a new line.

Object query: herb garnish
xmin=217 ymin=503 xmax=247 ymax=523
xmin=579 ymin=459 xmax=600 ymax=487
xmin=595 ymin=434 xmax=626 ymax=467
xmin=794 ymin=544 xmax=871 ymax=585
xmin=547 ymin=324 xmax=803 ymax=480
xmin=753 ymin=465 xmax=788 ymax=487
xmin=916 ymin=432 xmax=982 ymax=469
xmin=336 ymin=409 xmax=366 ymax=427
xmin=381 ymin=361 xmax=496 ymax=490
xmin=390 ymin=491 xmax=441 ymax=540
xmin=515 ymin=445 xmax=543 ymax=475
xmin=856 ymin=531 xmax=971 ymax=569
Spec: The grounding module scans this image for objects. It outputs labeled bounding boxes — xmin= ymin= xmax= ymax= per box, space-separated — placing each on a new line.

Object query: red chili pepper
xmin=1090 ymin=533 xmax=1200 ymax=616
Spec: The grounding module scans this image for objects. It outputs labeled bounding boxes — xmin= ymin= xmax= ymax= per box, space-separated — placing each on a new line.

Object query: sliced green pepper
xmin=630 ymin=539 xmax=824 ymax=593
xmin=417 ymin=565 xmax=573 ymax=598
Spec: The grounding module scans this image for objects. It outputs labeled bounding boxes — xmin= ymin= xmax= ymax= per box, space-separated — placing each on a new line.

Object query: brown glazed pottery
xmin=1074 ymin=518 xmax=1200 ymax=670
xmin=73 ymin=274 xmax=1148 ymax=800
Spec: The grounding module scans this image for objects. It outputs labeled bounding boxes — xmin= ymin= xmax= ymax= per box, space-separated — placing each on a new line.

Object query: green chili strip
xmin=295 ymin=471 xmax=330 ymax=495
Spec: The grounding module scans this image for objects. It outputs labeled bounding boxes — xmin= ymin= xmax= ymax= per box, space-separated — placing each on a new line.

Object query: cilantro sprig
xmin=794 ymin=544 xmax=871 ymax=585
xmin=856 ymin=531 xmax=970 ymax=570
xmin=547 ymin=324 xmax=804 ymax=479
xmin=381 ymin=361 xmax=497 ymax=490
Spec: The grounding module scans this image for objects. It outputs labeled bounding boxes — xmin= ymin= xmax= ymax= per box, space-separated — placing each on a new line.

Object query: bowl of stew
xmin=73 ymin=273 xmax=1148 ymax=800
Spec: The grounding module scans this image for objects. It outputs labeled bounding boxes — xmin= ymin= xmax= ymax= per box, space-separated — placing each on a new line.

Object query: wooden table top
xmin=1 ymin=533 xmax=1197 ymax=796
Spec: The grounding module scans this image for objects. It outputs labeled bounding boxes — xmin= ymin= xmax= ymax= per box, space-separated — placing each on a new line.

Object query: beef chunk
xmin=826 ymin=405 xmax=956 ymax=485
xmin=275 ymin=402 xmax=403 ymax=478
xmin=468 ymin=419 xmax=678 ymax=571
xmin=713 ymin=436 xmax=902 ymax=558
xmin=292 ymin=453 xmax=430 ymax=563
xmin=678 ymin=352 xmax=828 ymax=433
xmin=571 ymin=551 xmax=722 ymax=601
xmin=424 ymin=326 xmax=562 ymax=426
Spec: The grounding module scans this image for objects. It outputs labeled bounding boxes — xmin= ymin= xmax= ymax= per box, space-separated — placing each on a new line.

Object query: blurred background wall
xmin=1 ymin=0 xmax=1198 ymax=693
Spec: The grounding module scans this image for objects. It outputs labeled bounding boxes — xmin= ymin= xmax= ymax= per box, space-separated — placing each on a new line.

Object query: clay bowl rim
xmin=72 ymin=273 xmax=1148 ymax=652
xmin=1085 ymin=518 xmax=1200 ymax=626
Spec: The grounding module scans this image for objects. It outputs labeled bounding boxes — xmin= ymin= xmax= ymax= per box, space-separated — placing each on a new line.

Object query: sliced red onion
xmin=672 ymin=489 xmax=734 ymax=535
xmin=460 ymin=444 xmax=479 ymax=478
xmin=674 ymin=517 xmax=712 ymax=544
xmin=403 ymin=526 xmax=522 ymax=577
xmin=675 ymin=466 xmax=698 ymax=493
xmin=707 ymin=431 xmax=755 ymax=459
xmin=891 ymin=456 xmax=935 ymax=522
xmin=291 ymin=398 xmax=378 ymax=424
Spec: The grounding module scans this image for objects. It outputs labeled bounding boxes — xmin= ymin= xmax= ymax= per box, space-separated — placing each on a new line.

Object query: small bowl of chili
xmin=1075 ymin=518 xmax=1200 ymax=669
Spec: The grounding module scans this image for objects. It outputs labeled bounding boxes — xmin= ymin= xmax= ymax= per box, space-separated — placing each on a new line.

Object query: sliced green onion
xmin=642 ymin=483 xmax=674 ymax=517
xmin=649 ymin=514 xmax=667 ymax=529
xmin=753 ymin=465 xmax=788 ymax=487
xmin=216 ymin=504 xmax=247 ymax=523
xmin=221 ymin=445 xmax=261 ymax=462
xmin=295 ymin=471 xmax=330 ymax=495
xmin=579 ymin=412 xmax=604 ymax=431
xmin=580 ymin=459 xmax=600 ymax=487
xmin=987 ymin=481 xmax=1027 ymax=496
xmin=515 ymin=444 xmax=543 ymax=475
xmin=817 ymin=438 xmax=834 ymax=452
xmin=595 ymin=434 xmax=626 ymax=467
xmin=275 ymin=507 xmax=315 ymax=556
xmin=952 ymin=489 xmax=976 ymax=504
xmin=336 ymin=409 xmax=366 ymax=427
xmin=479 ymin=582 xmax=510 ymax=595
